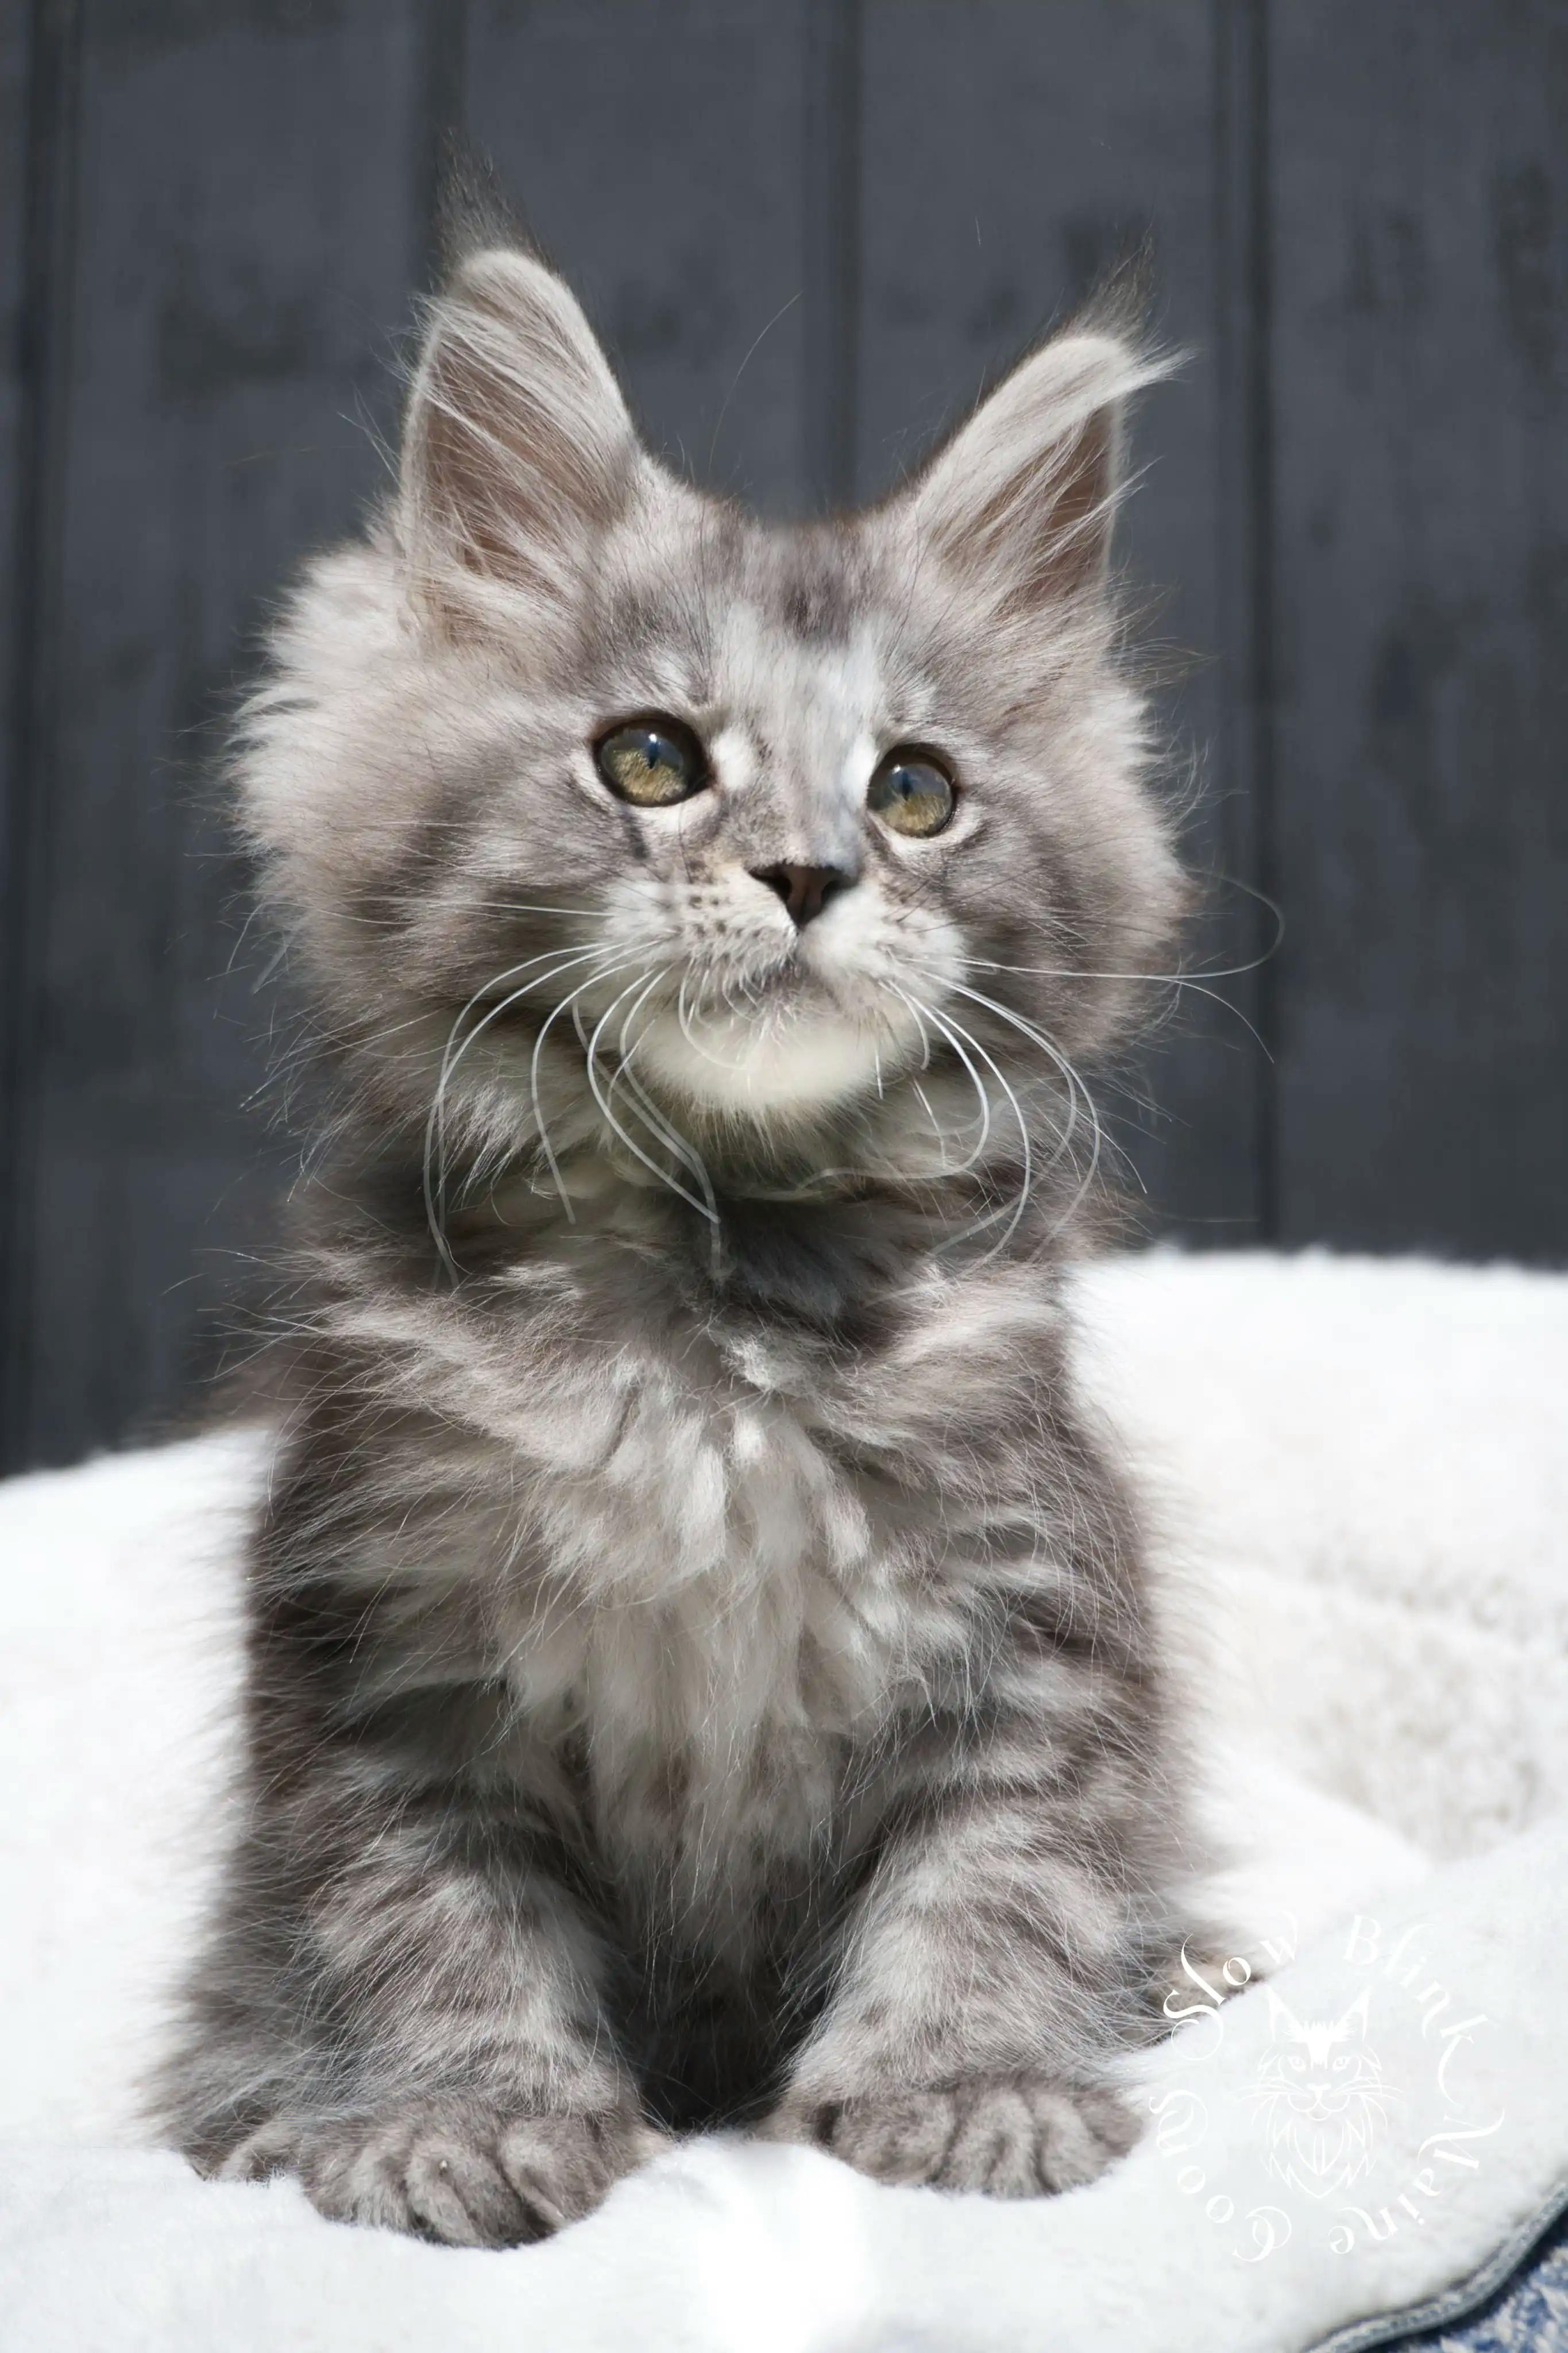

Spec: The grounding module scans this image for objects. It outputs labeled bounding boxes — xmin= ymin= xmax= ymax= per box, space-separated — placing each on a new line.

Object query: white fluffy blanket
xmin=2 ymin=1252 xmax=1565 ymax=2352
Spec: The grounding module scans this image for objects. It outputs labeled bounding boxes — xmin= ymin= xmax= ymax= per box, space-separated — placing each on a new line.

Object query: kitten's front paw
xmin=766 ymin=2075 xmax=1139 ymax=2196
xmin=218 ymin=2096 xmax=668 ymax=2245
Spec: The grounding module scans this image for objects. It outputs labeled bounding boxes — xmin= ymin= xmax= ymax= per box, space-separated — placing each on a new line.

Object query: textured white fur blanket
xmin=2 ymin=1251 xmax=1565 ymax=2352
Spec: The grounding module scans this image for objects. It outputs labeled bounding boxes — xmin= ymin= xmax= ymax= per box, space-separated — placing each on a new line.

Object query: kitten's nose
xmin=749 ymin=862 xmax=858 ymax=928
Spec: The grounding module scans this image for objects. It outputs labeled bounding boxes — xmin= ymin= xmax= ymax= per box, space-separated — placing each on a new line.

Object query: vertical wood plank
xmin=14 ymin=0 xmax=434 ymax=1465
xmin=1268 ymin=0 xmax=1568 ymax=1256
xmin=853 ymin=0 xmax=1267 ymax=1240
xmin=0 ymin=3 xmax=37 ymax=1017
xmin=0 ymin=0 xmax=37 ymax=1471
xmin=464 ymin=0 xmax=818 ymax=515
xmin=1 ymin=0 xmax=77 ymax=1473
xmin=800 ymin=0 xmax=862 ymax=511
xmin=1216 ymin=0 xmax=1279 ymax=1241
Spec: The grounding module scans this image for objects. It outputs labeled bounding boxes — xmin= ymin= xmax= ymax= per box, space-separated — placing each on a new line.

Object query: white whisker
xmin=885 ymin=983 xmax=994 ymax=1180
xmin=609 ymin=989 xmax=721 ymax=1249
xmin=957 ymin=954 xmax=1275 ymax=1056
xmin=582 ymin=971 xmax=720 ymax=1224
xmin=918 ymin=971 xmax=1110 ymax=1239
xmin=896 ymin=990 xmax=1034 ymax=1262
xmin=528 ymin=951 xmax=656 ymax=1220
xmin=424 ymin=939 xmax=626 ymax=1280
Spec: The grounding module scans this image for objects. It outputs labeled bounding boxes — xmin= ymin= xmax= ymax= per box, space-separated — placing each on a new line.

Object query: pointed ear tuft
xmin=432 ymin=134 xmax=531 ymax=279
xmin=398 ymin=248 xmax=640 ymax=622
xmin=907 ymin=325 xmax=1175 ymax=615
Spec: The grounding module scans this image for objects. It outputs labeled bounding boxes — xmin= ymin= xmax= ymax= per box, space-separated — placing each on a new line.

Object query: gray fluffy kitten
xmin=156 ymin=223 xmax=1206 ymax=2246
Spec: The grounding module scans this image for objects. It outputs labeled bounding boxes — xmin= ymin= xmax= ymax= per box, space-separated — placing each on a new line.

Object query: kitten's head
xmin=240 ymin=238 xmax=1185 ymax=1251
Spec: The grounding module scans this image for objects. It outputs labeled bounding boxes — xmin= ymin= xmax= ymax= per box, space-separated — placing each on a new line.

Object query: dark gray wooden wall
xmin=3 ymin=0 xmax=1565 ymax=1472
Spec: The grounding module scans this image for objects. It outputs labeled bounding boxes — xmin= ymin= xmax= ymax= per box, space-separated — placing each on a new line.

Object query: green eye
xmin=594 ymin=715 xmax=708 ymax=807
xmin=867 ymin=746 xmax=956 ymax=838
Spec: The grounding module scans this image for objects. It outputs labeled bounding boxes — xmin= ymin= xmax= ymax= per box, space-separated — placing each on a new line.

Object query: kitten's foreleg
xmin=167 ymin=1777 xmax=663 ymax=2245
xmin=762 ymin=1769 xmax=1161 ymax=2195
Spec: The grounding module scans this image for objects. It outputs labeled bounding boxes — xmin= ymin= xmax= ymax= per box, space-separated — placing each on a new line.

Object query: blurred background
xmin=1 ymin=0 xmax=1564 ymax=1473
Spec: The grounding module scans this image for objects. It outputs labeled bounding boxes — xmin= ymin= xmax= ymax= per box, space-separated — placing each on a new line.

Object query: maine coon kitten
xmin=155 ymin=222 xmax=1205 ymax=2247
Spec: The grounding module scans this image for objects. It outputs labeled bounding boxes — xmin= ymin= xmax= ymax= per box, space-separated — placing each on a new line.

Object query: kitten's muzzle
xmin=748 ymin=862 xmax=859 ymax=928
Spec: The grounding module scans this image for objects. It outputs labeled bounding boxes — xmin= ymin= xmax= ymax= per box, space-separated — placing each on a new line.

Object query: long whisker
xmin=424 ymin=940 xmax=637 ymax=1276
xmin=898 ymin=992 xmax=1034 ymax=1262
xmin=528 ymin=951 xmax=656 ymax=1220
xmin=671 ymin=962 xmax=802 ymax=1082
xmin=604 ymin=966 xmax=667 ymax=1123
xmin=330 ymin=900 xmax=600 ymax=930
xmin=962 ymin=952 xmax=1276 ymax=985
xmin=607 ymin=984 xmax=721 ymax=1244
xmin=885 ymin=982 xmax=994 ymax=1178
xmin=880 ymin=983 xmax=989 ymax=1170
xmin=705 ymin=286 xmax=802 ymax=481
xmin=920 ymin=972 xmax=1110 ymax=1236
xmin=426 ymin=943 xmax=602 ymax=1278
xmin=940 ymin=980 xmax=1084 ymax=1176
xmin=604 ymin=970 xmax=685 ymax=1152
xmin=912 ymin=1082 xmax=949 ymax=1169
xmin=889 ymin=989 xmax=957 ymax=1171
xmin=611 ymin=980 xmax=710 ymax=1189
xmin=862 ymin=993 xmax=984 ymax=1185
xmin=957 ymin=956 xmax=1275 ymax=1056
xmin=936 ymin=975 xmax=1082 ymax=1140
xmin=674 ymin=971 xmax=751 ymax=1075
xmin=582 ymin=972 xmax=720 ymax=1224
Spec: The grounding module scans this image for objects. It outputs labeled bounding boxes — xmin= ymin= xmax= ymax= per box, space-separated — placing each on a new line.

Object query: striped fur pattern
xmin=154 ymin=230 xmax=1207 ymax=2244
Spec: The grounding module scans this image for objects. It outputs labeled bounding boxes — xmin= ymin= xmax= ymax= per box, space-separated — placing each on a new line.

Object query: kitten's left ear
xmin=905 ymin=322 xmax=1172 ymax=613
xmin=398 ymin=246 xmax=642 ymax=624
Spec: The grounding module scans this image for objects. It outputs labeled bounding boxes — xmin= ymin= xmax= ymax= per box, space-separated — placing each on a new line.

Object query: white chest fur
xmin=494 ymin=1383 xmax=913 ymax=1932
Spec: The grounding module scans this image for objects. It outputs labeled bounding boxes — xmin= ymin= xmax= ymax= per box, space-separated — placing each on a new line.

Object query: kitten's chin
xmin=634 ymin=1003 xmax=896 ymax=1118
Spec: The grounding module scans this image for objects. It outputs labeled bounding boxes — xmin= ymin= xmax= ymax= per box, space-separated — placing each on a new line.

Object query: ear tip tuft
xmin=1059 ymin=246 xmax=1187 ymax=400
xmin=1002 ymin=325 xmax=1178 ymax=434
xmin=1067 ymin=235 xmax=1171 ymax=348
xmin=434 ymin=136 xmax=544 ymax=281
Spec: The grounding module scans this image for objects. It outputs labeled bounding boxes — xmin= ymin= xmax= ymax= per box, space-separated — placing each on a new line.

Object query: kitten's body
xmin=157 ymin=227 xmax=1206 ymax=2242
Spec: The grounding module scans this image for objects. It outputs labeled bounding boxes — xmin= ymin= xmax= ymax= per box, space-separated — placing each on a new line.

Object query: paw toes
xmin=828 ymin=2090 xmax=957 ymax=2186
xmin=1033 ymin=2085 xmax=1139 ymax=2190
xmin=299 ymin=2125 xmax=418 ymax=2234
xmin=771 ymin=2076 xmax=1140 ymax=2197
xmin=218 ymin=2098 xmax=662 ymax=2242
xmin=496 ymin=2116 xmax=609 ymax=2235
xmin=216 ymin=2120 xmax=300 ymax=2185
xmin=945 ymin=2087 xmax=1039 ymax=2196
xmin=303 ymin=2142 xmax=405 ymax=2232
xmin=405 ymin=2134 xmax=527 ymax=2248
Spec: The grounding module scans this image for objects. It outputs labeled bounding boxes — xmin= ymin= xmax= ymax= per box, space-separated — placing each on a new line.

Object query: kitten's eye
xmin=867 ymin=746 xmax=956 ymax=838
xmin=594 ymin=715 xmax=709 ymax=807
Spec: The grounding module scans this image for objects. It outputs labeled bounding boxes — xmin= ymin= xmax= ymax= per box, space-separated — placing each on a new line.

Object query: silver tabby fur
xmin=155 ymin=221 xmax=1208 ymax=2245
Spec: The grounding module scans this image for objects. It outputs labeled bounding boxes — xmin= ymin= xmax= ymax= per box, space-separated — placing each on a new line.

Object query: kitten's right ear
xmin=398 ymin=248 xmax=641 ymax=627
xmin=902 ymin=314 xmax=1173 ymax=619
